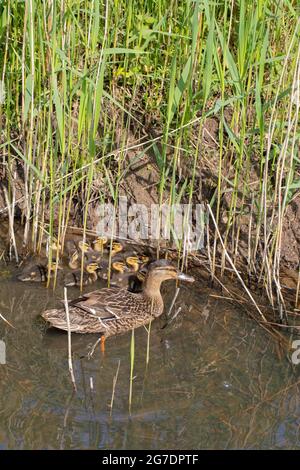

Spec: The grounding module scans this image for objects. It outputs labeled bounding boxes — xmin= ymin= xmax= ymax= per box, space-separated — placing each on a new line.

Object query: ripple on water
xmin=0 ymin=270 xmax=299 ymax=449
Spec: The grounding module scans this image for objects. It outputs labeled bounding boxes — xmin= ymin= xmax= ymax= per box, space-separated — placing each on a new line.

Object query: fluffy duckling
xmin=92 ymin=236 xmax=108 ymax=253
xmin=64 ymin=262 xmax=99 ymax=287
xmin=111 ymin=241 xmax=124 ymax=257
xmin=78 ymin=240 xmax=92 ymax=254
xmin=68 ymin=250 xmax=80 ymax=270
xmin=17 ymin=263 xmax=48 ymax=282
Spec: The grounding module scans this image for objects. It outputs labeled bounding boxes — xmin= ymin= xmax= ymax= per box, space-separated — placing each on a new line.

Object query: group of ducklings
xmin=17 ymin=236 xmax=151 ymax=291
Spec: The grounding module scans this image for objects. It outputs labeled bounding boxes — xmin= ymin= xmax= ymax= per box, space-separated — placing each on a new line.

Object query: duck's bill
xmin=177 ymin=272 xmax=195 ymax=283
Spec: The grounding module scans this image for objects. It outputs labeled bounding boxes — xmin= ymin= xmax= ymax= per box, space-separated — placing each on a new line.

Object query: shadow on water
xmin=0 ymin=266 xmax=300 ymax=449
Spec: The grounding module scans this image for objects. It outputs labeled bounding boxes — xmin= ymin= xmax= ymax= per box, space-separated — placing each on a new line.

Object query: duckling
xmin=64 ymin=262 xmax=99 ymax=287
xmin=17 ymin=255 xmax=65 ymax=283
xmin=87 ymin=250 xmax=102 ymax=263
xmin=65 ymin=240 xmax=78 ymax=256
xmin=92 ymin=236 xmax=108 ymax=253
xmin=51 ymin=240 xmax=62 ymax=253
xmin=126 ymin=255 xmax=150 ymax=272
xmin=98 ymin=256 xmax=149 ymax=289
xmin=111 ymin=241 xmax=124 ymax=257
xmin=48 ymin=260 xmax=63 ymax=273
xmin=41 ymin=260 xmax=195 ymax=350
xmin=109 ymin=260 xmax=133 ymax=288
xmin=68 ymin=250 xmax=80 ymax=270
xmin=17 ymin=263 xmax=48 ymax=282
xmin=78 ymin=240 xmax=92 ymax=254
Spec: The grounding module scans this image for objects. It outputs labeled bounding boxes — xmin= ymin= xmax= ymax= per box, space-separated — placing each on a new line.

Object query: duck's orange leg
xmin=100 ymin=335 xmax=106 ymax=354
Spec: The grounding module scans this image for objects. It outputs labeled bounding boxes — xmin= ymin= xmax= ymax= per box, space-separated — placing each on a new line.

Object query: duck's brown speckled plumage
xmin=41 ymin=260 xmax=194 ymax=338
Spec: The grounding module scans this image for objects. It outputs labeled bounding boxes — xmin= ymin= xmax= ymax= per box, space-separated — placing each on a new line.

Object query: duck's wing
xmin=69 ymin=287 xmax=137 ymax=320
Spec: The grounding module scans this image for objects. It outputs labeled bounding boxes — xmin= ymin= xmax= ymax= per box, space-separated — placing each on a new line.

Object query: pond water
xmin=0 ymin=266 xmax=299 ymax=450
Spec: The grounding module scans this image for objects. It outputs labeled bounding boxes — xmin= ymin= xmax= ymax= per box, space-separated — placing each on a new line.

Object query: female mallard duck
xmin=41 ymin=260 xmax=194 ymax=348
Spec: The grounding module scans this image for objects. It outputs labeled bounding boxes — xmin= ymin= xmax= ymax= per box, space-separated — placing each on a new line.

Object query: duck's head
xmin=111 ymin=242 xmax=123 ymax=256
xmin=78 ymin=240 xmax=91 ymax=253
xmin=145 ymin=260 xmax=195 ymax=285
xmin=48 ymin=260 xmax=63 ymax=271
xmin=112 ymin=261 xmax=126 ymax=273
xmin=126 ymin=254 xmax=150 ymax=272
xmin=68 ymin=250 xmax=79 ymax=269
xmin=126 ymin=256 xmax=140 ymax=272
xmin=140 ymin=255 xmax=150 ymax=264
xmin=85 ymin=262 xmax=99 ymax=274
xmin=93 ymin=236 xmax=108 ymax=252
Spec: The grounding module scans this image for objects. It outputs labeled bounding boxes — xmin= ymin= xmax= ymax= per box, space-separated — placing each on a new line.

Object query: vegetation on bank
xmin=0 ymin=0 xmax=300 ymax=316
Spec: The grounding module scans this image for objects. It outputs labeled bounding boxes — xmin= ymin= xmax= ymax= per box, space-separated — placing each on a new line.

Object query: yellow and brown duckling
xmin=109 ymin=241 xmax=124 ymax=257
xmin=109 ymin=260 xmax=133 ymax=288
xmin=68 ymin=247 xmax=102 ymax=269
xmin=115 ymin=255 xmax=149 ymax=290
xmin=78 ymin=240 xmax=92 ymax=254
xmin=48 ymin=260 xmax=63 ymax=272
xmin=50 ymin=239 xmax=62 ymax=254
xmin=100 ymin=255 xmax=150 ymax=290
xmin=77 ymin=238 xmax=123 ymax=262
xmin=92 ymin=236 xmax=108 ymax=253
xmin=126 ymin=255 xmax=149 ymax=271
xmin=64 ymin=261 xmax=99 ymax=287
xmin=68 ymin=250 xmax=80 ymax=270
xmin=41 ymin=260 xmax=195 ymax=349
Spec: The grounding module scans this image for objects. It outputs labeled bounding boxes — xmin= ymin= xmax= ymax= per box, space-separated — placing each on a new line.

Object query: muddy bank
xmin=1 ymin=111 xmax=299 ymax=276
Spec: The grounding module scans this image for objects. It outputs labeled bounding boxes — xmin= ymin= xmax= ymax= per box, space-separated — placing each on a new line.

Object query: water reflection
xmin=0 ymin=270 xmax=300 ymax=449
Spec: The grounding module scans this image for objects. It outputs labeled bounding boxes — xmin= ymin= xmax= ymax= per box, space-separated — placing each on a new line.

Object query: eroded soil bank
xmin=1 ymin=113 xmax=300 ymax=269
xmin=1 ymin=110 xmax=300 ymax=324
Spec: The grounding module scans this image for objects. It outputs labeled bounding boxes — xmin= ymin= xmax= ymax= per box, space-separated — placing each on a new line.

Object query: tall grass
xmin=0 ymin=1 xmax=300 ymax=313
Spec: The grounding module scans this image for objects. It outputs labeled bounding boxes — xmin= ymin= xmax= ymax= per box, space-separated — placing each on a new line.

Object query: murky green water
xmin=0 ymin=267 xmax=299 ymax=449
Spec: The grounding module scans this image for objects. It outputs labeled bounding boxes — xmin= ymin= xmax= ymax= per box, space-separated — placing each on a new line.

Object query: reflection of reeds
xmin=63 ymin=287 xmax=77 ymax=391
xmin=109 ymin=359 xmax=120 ymax=417
xmin=145 ymin=320 xmax=152 ymax=366
xmin=129 ymin=329 xmax=135 ymax=413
